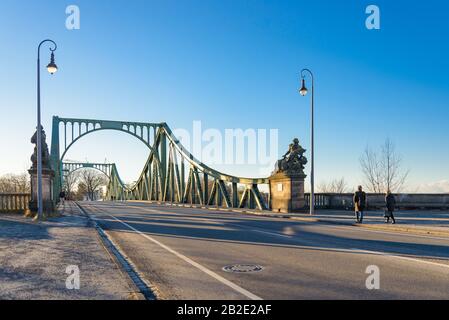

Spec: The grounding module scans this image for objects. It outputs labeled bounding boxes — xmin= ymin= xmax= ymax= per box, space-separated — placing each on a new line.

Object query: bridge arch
xmin=62 ymin=162 xmax=115 ymax=180
xmin=51 ymin=116 xmax=166 ymax=202
xmin=58 ymin=120 xmax=161 ymax=161
xmin=50 ymin=116 xmax=271 ymax=210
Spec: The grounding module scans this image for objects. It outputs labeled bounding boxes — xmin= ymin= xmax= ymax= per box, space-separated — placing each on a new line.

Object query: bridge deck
xmin=79 ymin=201 xmax=449 ymax=299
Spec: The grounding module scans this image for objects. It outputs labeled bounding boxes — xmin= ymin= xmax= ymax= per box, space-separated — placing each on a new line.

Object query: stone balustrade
xmin=304 ymin=193 xmax=449 ymax=210
xmin=0 ymin=193 xmax=30 ymax=213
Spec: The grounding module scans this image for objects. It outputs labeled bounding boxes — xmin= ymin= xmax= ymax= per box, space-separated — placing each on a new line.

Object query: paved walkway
xmin=0 ymin=202 xmax=139 ymax=300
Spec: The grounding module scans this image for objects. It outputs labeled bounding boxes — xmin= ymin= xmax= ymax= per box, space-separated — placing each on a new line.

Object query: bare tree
xmin=360 ymin=138 xmax=409 ymax=193
xmin=317 ymin=181 xmax=329 ymax=193
xmin=0 ymin=173 xmax=30 ymax=193
xmin=317 ymin=177 xmax=348 ymax=193
xmin=381 ymin=138 xmax=409 ymax=192
xmin=63 ymin=171 xmax=80 ymax=200
xmin=331 ymin=177 xmax=348 ymax=193
xmin=78 ymin=169 xmax=108 ymax=200
xmin=360 ymin=147 xmax=382 ymax=193
xmin=75 ymin=182 xmax=88 ymax=201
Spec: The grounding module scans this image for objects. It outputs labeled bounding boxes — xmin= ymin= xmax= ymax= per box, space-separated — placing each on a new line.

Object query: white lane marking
xmin=87 ymin=207 xmax=262 ymax=300
xmin=350 ymin=248 xmax=449 ymax=270
xmin=246 ymin=228 xmax=293 ymax=239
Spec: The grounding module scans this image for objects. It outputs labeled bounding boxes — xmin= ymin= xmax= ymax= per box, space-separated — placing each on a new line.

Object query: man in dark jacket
xmin=59 ymin=190 xmax=66 ymax=205
xmin=353 ymin=185 xmax=366 ymax=223
xmin=385 ymin=190 xmax=396 ymax=224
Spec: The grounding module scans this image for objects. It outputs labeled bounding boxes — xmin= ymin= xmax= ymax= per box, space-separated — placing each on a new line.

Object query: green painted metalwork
xmin=50 ymin=116 xmax=163 ymax=202
xmin=62 ymin=162 xmax=114 ymax=180
xmin=51 ymin=116 xmax=269 ymax=210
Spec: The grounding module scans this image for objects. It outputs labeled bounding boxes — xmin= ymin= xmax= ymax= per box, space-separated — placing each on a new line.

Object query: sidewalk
xmin=0 ymin=202 xmax=140 ymax=300
xmin=278 ymin=209 xmax=449 ymax=237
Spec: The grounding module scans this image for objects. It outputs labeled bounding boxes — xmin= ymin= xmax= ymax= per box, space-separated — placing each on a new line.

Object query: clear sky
xmin=0 ymin=0 xmax=448 ymax=192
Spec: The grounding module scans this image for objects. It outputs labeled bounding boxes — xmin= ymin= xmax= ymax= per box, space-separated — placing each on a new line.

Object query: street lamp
xmin=299 ymin=68 xmax=314 ymax=215
xmin=37 ymin=39 xmax=58 ymax=220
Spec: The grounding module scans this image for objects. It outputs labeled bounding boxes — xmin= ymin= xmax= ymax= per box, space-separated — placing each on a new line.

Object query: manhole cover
xmin=222 ymin=264 xmax=264 ymax=273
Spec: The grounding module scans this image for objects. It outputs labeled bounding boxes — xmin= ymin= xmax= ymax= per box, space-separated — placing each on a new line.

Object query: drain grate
xmin=222 ymin=264 xmax=264 ymax=273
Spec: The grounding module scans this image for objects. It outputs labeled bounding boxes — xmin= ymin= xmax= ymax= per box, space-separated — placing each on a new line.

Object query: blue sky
xmin=0 ymin=0 xmax=448 ymax=192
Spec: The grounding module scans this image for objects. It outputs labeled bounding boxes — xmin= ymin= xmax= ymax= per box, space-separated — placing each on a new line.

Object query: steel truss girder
xmin=52 ymin=116 xmax=269 ymax=210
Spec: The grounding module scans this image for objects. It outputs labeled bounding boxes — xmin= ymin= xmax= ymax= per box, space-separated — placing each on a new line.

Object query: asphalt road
xmin=78 ymin=201 xmax=449 ymax=300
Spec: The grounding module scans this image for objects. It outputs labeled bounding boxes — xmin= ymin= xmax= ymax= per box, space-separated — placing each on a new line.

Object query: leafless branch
xmin=360 ymin=139 xmax=409 ymax=193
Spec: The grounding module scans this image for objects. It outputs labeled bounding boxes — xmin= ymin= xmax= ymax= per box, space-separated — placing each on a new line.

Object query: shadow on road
xmin=89 ymin=202 xmax=449 ymax=261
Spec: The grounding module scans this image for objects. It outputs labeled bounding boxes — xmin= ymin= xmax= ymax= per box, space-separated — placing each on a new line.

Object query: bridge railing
xmin=304 ymin=193 xmax=449 ymax=210
xmin=0 ymin=193 xmax=30 ymax=213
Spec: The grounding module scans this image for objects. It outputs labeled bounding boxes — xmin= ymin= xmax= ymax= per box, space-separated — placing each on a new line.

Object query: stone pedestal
xmin=269 ymin=172 xmax=306 ymax=213
xmin=28 ymin=167 xmax=54 ymax=214
xmin=28 ymin=126 xmax=55 ymax=216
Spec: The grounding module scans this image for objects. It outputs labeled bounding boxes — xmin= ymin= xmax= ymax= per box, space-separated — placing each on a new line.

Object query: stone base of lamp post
xmin=269 ymin=171 xmax=307 ymax=213
xmin=28 ymin=167 xmax=55 ymax=218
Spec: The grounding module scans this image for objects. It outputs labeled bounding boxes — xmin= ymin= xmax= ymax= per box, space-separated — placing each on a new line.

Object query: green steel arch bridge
xmin=51 ymin=116 xmax=269 ymax=210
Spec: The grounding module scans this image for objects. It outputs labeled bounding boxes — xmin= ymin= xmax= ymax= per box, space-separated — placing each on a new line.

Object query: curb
xmin=74 ymin=202 xmax=157 ymax=300
xmin=355 ymin=223 xmax=449 ymax=237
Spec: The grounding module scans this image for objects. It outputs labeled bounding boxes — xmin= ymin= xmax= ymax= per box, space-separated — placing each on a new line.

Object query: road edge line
xmin=103 ymin=212 xmax=263 ymax=300
xmin=75 ymin=202 xmax=157 ymax=300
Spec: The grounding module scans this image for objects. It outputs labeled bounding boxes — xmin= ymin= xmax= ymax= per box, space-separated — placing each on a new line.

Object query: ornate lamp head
xmin=299 ymin=78 xmax=308 ymax=96
xmin=46 ymin=52 xmax=58 ymax=74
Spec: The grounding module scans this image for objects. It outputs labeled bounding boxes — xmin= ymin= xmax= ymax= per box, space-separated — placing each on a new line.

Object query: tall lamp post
xmin=299 ymin=68 xmax=314 ymax=215
xmin=37 ymin=39 xmax=58 ymax=219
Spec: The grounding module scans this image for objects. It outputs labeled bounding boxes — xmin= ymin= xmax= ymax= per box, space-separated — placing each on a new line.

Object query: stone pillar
xmin=28 ymin=167 xmax=54 ymax=214
xmin=269 ymin=172 xmax=306 ymax=213
xmin=268 ymin=138 xmax=308 ymax=213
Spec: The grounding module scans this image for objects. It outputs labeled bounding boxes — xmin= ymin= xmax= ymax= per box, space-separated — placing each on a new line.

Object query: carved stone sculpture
xmin=28 ymin=126 xmax=54 ymax=215
xmin=30 ymin=126 xmax=51 ymax=170
xmin=274 ymin=138 xmax=308 ymax=175
xmin=269 ymin=138 xmax=308 ymax=213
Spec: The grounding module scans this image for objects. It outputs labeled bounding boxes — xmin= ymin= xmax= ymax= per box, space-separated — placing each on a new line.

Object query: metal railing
xmin=0 ymin=193 xmax=30 ymax=212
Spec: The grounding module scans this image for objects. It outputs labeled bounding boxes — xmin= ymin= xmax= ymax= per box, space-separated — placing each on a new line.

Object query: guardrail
xmin=304 ymin=193 xmax=449 ymax=210
xmin=0 ymin=193 xmax=30 ymax=213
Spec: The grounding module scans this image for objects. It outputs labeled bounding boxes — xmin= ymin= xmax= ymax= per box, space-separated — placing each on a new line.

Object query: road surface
xmin=78 ymin=201 xmax=449 ymax=300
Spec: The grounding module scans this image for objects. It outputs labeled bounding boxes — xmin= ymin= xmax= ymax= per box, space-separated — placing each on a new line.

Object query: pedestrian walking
xmin=59 ymin=190 xmax=66 ymax=205
xmin=353 ymin=185 xmax=366 ymax=223
xmin=384 ymin=190 xmax=396 ymax=224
